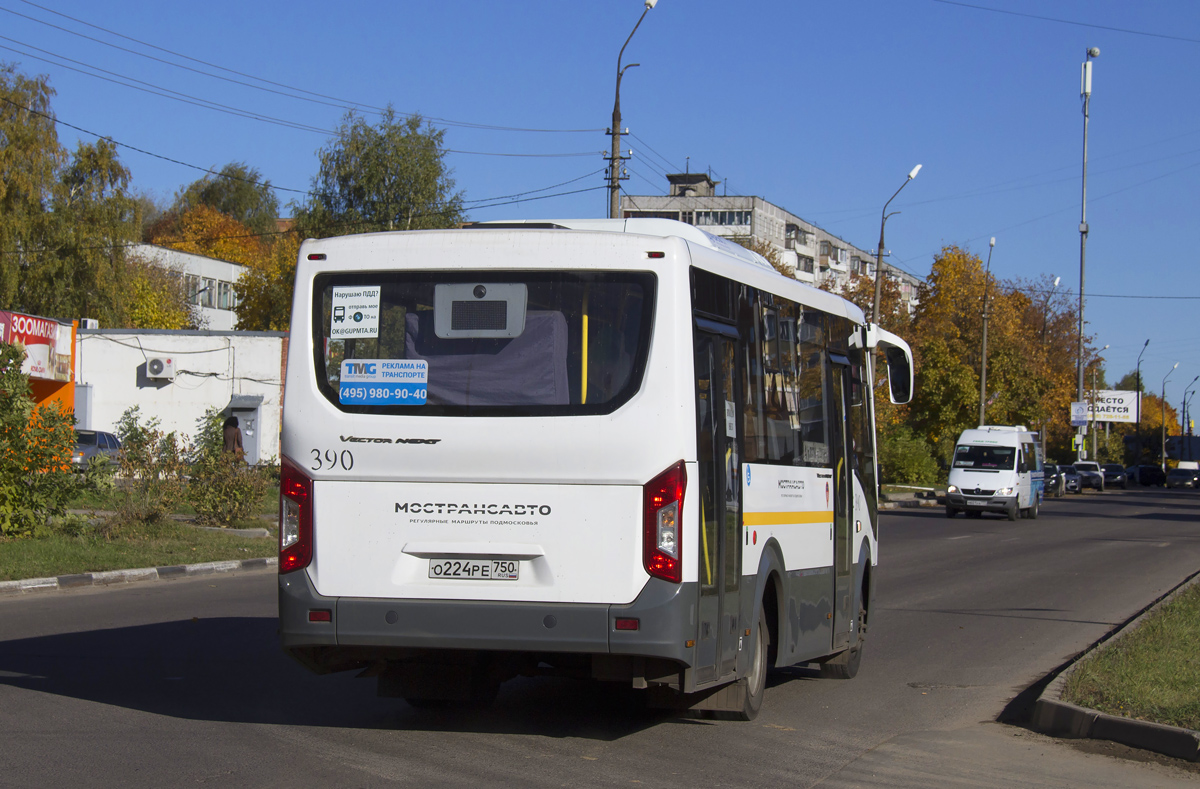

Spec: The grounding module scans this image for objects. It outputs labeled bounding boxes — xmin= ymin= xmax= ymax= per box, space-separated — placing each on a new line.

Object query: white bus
xmin=278 ymin=218 xmax=913 ymax=719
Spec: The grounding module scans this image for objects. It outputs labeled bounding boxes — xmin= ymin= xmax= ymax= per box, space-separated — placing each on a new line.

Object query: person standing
xmin=222 ymin=416 xmax=244 ymax=459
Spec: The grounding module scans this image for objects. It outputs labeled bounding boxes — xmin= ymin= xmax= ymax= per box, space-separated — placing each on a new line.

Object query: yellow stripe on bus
xmin=743 ymin=511 xmax=834 ymax=526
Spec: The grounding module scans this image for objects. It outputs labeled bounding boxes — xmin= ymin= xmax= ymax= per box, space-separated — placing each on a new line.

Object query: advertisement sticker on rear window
xmin=339 ymin=359 xmax=428 ymax=405
xmin=330 ymin=286 xmax=381 ymax=339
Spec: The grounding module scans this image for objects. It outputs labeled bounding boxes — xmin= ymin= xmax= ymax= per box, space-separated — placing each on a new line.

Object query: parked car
xmin=1060 ymin=464 xmax=1082 ymax=494
xmin=1102 ymin=464 xmax=1127 ymax=489
xmin=72 ymin=429 xmax=121 ymax=470
xmin=1166 ymin=467 xmax=1200 ymax=489
xmin=1073 ymin=461 xmax=1105 ymax=492
xmin=1043 ymin=463 xmax=1066 ymax=498
xmin=1126 ymin=464 xmax=1166 ymax=487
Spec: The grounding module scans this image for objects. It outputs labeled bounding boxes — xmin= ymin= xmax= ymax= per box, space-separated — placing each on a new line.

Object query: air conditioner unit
xmin=80 ymin=318 xmax=99 ymax=330
xmin=146 ymin=357 xmax=176 ymax=381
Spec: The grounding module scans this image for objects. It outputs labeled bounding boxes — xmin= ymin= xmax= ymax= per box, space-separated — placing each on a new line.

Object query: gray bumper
xmin=279 ymin=570 xmax=696 ymax=667
xmin=946 ymin=492 xmax=1016 ymax=513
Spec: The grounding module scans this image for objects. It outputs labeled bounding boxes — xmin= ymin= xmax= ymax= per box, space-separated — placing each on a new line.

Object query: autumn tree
xmin=295 ymin=109 xmax=464 ymax=237
xmin=903 ymin=246 xmax=1087 ymax=467
xmin=147 ymin=204 xmax=266 ymax=267
xmin=234 ymin=232 xmax=300 ymax=330
xmin=170 ymin=162 xmax=280 ymax=236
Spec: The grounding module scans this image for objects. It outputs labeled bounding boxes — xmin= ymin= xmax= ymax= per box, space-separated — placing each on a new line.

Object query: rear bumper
xmin=279 ymin=570 xmax=696 ymax=670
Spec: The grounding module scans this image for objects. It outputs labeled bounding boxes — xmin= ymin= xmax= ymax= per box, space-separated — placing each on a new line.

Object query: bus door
xmin=694 ymin=323 xmax=743 ymax=684
xmin=828 ymin=356 xmax=854 ymax=651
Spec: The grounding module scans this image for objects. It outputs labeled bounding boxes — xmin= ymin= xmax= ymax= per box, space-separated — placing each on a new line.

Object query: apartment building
xmin=620 ymin=174 xmax=920 ymax=313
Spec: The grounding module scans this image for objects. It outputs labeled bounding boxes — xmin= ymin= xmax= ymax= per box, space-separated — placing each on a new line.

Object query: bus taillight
xmin=280 ymin=459 xmax=313 ymax=574
xmin=644 ymin=461 xmax=686 ymax=583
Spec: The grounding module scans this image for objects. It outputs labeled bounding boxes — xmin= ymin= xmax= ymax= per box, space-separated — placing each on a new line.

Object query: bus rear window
xmin=313 ymin=271 xmax=655 ymax=416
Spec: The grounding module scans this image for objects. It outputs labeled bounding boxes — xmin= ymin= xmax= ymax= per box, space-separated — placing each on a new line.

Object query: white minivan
xmin=945 ymin=425 xmax=1043 ymax=520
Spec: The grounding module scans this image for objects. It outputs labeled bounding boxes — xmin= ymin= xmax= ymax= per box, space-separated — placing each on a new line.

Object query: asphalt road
xmin=1 ymin=488 xmax=1198 ymax=787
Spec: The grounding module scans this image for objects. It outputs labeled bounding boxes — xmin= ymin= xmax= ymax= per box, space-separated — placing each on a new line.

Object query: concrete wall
xmin=74 ymin=329 xmax=287 ymax=464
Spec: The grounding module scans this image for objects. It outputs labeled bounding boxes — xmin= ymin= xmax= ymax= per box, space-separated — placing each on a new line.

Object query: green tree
xmin=296 ymin=109 xmax=464 ymax=237
xmin=170 ymin=162 xmax=280 ymax=237
xmin=0 ymin=63 xmax=64 ymax=310
xmin=1 ymin=63 xmax=149 ymax=327
xmin=30 ymin=138 xmax=141 ymax=324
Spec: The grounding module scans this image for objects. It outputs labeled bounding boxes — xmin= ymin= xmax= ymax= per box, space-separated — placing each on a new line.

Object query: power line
xmin=929 ymin=0 xmax=1200 ymax=45
xmin=6 ymin=0 xmax=604 ymax=133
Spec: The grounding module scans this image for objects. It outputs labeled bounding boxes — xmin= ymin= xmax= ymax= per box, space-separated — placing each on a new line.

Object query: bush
xmin=0 ymin=343 xmax=78 ymax=538
xmin=113 ymin=406 xmax=190 ymax=525
xmin=187 ymin=407 xmax=272 ymax=526
xmin=879 ymin=424 xmax=940 ymax=485
xmin=189 ymin=453 xmax=272 ymax=526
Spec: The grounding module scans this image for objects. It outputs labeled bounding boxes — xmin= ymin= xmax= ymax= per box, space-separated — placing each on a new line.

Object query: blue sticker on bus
xmin=339 ymin=359 xmax=428 ymax=405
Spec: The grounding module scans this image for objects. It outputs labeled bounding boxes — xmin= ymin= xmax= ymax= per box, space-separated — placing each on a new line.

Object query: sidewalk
xmin=0 ymin=556 xmax=277 ymax=597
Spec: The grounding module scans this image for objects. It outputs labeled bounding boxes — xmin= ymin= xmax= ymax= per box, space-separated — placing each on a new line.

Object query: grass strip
xmin=1063 ymin=581 xmax=1200 ymax=731
xmin=0 ymin=519 xmax=276 ymax=582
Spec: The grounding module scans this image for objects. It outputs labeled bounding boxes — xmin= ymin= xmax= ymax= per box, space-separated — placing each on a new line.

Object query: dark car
xmin=1126 ymin=464 xmax=1166 ymax=487
xmin=1073 ymin=461 xmax=1105 ymax=492
xmin=72 ymin=429 xmax=121 ymax=470
xmin=1166 ymin=467 xmax=1200 ymax=489
xmin=1102 ymin=463 xmax=1127 ymax=489
xmin=1043 ymin=463 xmax=1066 ymax=498
xmin=1060 ymin=464 xmax=1082 ymax=494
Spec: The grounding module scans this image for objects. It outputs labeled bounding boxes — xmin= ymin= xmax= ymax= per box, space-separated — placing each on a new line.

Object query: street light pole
xmin=1162 ymin=362 xmax=1178 ymax=474
xmin=1076 ymin=47 xmax=1099 ymax=460
xmin=978 ymin=237 xmax=995 ymax=426
xmin=871 ymin=164 xmax=922 ymax=325
xmin=1090 ymin=344 xmax=1108 ymax=461
xmin=1135 ymin=338 xmax=1149 ymax=459
xmin=608 ymin=0 xmax=657 ymax=220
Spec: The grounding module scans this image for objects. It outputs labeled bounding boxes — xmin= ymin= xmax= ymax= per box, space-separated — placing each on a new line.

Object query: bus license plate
xmin=428 ymin=559 xmax=519 ymax=581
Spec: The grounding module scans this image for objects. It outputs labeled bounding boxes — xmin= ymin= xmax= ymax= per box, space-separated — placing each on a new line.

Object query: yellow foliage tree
xmin=235 ymin=232 xmax=300 ymax=331
xmin=148 ymin=204 xmax=266 ymax=266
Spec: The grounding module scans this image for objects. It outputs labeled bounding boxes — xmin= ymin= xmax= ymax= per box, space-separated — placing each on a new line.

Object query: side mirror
xmin=885 ymin=346 xmax=912 ymax=405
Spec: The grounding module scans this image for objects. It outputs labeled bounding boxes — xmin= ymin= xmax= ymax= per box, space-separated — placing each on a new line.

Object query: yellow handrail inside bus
xmin=701 ymin=491 xmax=712 ymax=586
xmin=581 ymin=288 xmax=589 ymax=404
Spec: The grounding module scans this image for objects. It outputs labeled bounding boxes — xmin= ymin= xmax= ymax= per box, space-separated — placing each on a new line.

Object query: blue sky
xmin=4 ymin=0 xmax=1199 ymax=415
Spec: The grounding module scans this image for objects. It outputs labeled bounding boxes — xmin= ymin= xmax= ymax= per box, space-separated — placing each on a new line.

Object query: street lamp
xmin=1076 ymin=47 xmax=1099 ymax=459
xmin=1135 ymin=338 xmax=1149 ymax=459
xmin=978 ymin=237 xmax=995 ymax=426
xmin=1162 ymin=362 xmax=1178 ymax=473
xmin=608 ymin=0 xmax=657 ymax=219
xmin=1089 ymin=344 xmax=1108 ymax=461
xmin=871 ymin=164 xmax=922 ymax=325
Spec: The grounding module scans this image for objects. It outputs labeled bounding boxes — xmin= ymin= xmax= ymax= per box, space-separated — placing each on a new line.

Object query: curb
xmin=0 ymin=557 xmax=277 ymax=598
xmin=1030 ymin=570 xmax=1200 ymax=762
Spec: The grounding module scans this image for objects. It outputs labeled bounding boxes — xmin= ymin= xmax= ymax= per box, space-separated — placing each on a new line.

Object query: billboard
xmin=1071 ymin=390 xmax=1140 ymax=425
xmin=0 ymin=311 xmax=74 ymax=382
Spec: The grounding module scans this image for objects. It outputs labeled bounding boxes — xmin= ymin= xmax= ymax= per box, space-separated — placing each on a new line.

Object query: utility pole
xmin=978 ymin=237 xmax=995 ymax=427
xmin=1076 ymin=47 xmax=1099 ymax=461
xmin=608 ymin=1 xmax=657 ymax=219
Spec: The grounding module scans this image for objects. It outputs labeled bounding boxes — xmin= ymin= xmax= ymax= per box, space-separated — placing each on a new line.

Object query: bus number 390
xmin=310 ymin=449 xmax=354 ymax=471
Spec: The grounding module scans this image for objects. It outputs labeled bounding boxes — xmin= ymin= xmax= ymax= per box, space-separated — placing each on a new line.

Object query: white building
xmin=74 ymin=328 xmax=287 ymax=465
xmin=131 ymin=244 xmax=245 ymax=331
xmin=621 ymin=174 xmax=921 ymax=313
